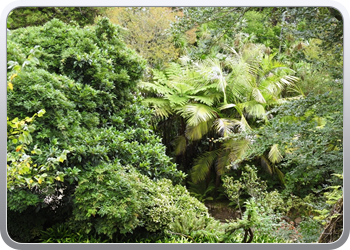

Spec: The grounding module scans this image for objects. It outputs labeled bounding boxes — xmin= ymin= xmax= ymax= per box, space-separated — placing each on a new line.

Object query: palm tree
xmin=189 ymin=43 xmax=299 ymax=185
xmin=139 ymin=42 xmax=300 ymax=186
xmin=138 ymin=62 xmax=219 ymax=171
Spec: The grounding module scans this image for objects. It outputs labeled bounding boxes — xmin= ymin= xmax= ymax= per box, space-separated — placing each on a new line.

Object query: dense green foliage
xmin=6 ymin=18 xmax=196 ymax=242
xmin=7 ymin=7 xmax=343 ymax=244
xmin=72 ymin=162 xmax=208 ymax=238
xmin=237 ymin=91 xmax=343 ymax=196
xmin=7 ymin=7 xmax=107 ymax=29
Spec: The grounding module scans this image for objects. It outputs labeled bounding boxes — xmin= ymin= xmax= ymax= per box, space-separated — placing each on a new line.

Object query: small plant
xmin=298 ymin=217 xmax=323 ymax=243
xmin=167 ymin=211 xmax=224 ymax=243
xmin=39 ymin=224 xmax=109 ymax=243
xmin=187 ymin=180 xmax=215 ymax=202
xmin=273 ymin=221 xmax=303 ymax=243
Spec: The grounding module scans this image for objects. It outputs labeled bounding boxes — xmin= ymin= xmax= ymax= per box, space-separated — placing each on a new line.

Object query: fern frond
xmin=165 ymin=62 xmax=183 ymax=80
xmin=152 ymin=69 xmax=168 ymax=84
xmin=142 ymin=98 xmax=173 ymax=118
xmin=166 ymin=94 xmax=189 ymax=107
xmin=189 ymin=95 xmax=215 ymax=106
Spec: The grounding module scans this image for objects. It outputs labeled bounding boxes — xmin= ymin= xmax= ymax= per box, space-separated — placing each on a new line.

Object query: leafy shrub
xmin=39 ymin=223 xmax=109 ymax=243
xmin=8 ymin=7 xmax=107 ymax=29
xmin=7 ymin=17 xmax=186 ymax=241
xmin=298 ymin=217 xmax=323 ymax=243
xmin=71 ymin=162 xmax=209 ymax=239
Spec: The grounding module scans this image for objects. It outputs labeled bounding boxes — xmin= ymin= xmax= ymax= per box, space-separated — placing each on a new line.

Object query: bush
xmin=71 ymin=162 xmax=209 ymax=239
xmin=7 ymin=17 xmax=186 ymax=241
xmin=38 ymin=223 xmax=109 ymax=243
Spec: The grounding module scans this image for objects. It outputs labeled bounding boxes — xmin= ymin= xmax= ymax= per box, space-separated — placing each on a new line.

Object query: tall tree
xmin=106 ymin=7 xmax=181 ymax=69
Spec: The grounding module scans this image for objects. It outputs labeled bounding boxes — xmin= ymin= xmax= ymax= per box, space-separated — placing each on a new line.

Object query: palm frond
xmin=191 ymin=150 xmax=220 ymax=183
xmin=197 ymin=58 xmax=228 ymax=103
xmin=213 ymin=118 xmax=237 ymax=137
xmin=275 ymin=167 xmax=286 ymax=186
xmin=223 ymin=138 xmax=251 ymax=163
xmin=268 ymin=144 xmax=283 ymax=164
xmin=174 ymin=135 xmax=187 ymax=155
xmin=242 ymin=101 xmax=266 ymax=119
xmin=218 ymin=103 xmax=236 ymax=111
xmin=216 ymin=150 xmax=231 ymax=176
xmin=252 ymin=87 xmax=266 ymax=103
xmin=185 ymin=121 xmax=211 ymax=141
xmin=260 ymin=156 xmax=285 ymax=185
xmin=138 ymin=81 xmax=172 ymax=95
xmin=176 ymin=104 xmax=218 ymax=126
xmin=260 ymin=156 xmax=273 ymax=175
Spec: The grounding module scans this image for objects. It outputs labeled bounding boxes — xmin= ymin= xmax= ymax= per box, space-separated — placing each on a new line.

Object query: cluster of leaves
xmin=7 ymin=17 xmax=192 ymax=242
xmin=140 ymin=41 xmax=299 ymax=187
xmin=71 ymin=162 xmax=208 ymax=239
xmin=280 ymin=7 xmax=342 ymax=54
xmin=106 ymin=7 xmax=181 ymax=70
xmin=171 ymin=7 xmax=251 ymax=59
xmin=222 ymin=165 xmax=325 ymax=243
xmin=313 ymin=174 xmax=343 ymax=225
xmin=38 ymin=224 xmax=109 ymax=243
xmin=7 ymin=7 xmax=108 ymax=29
xmin=237 ymin=90 xmax=342 ymax=196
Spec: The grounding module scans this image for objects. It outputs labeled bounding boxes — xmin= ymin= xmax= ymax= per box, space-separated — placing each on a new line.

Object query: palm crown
xmin=139 ymin=42 xmax=299 ymax=184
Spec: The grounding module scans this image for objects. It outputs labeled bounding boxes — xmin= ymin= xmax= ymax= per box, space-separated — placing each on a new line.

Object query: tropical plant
xmin=189 ymin=43 xmax=299 ymax=184
xmin=38 ymin=223 xmax=109 ymax=243
xmin=141 ymin=41 xmax=299 ymax=186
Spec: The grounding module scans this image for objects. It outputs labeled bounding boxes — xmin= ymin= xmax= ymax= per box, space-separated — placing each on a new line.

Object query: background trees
xmin=7 ymin=7 xmax=107 ymax=29
xmin=106 ymin=7 xmax=181 ymax=70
